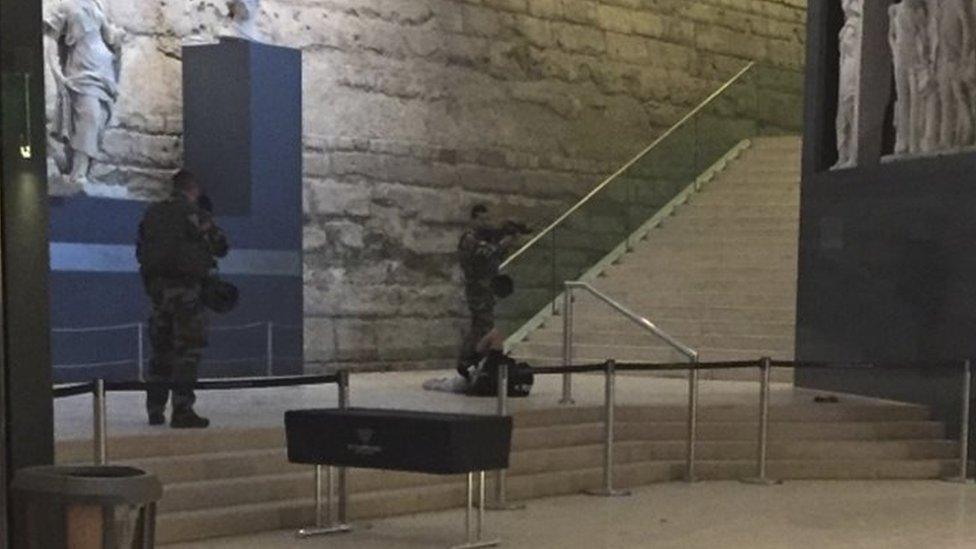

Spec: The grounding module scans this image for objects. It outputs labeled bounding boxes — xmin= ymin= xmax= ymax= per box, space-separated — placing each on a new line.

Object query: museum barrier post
xmin=93 ymin=379 xmax=107 ymax=465
xmin=561 ymin=288 xmax=575 ymax=405
xmin=585 ymin=360 xmax=630 ymax=497
xmin=742 ymin=357 xmax=776 ymax=486
xmin=686 ymin=360 xmax=699 ymax=483
xmin=489 ymin=361 xmax=524 ymax=511
xmin=946 ymin=360 xmax=973 ymax=484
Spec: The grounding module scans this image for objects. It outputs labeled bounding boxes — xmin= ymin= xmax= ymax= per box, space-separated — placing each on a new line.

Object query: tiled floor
xmin=162 ymin=480 xmax=976 ymax=548
xmin=53 ymin=370 xmax=904 ymax=440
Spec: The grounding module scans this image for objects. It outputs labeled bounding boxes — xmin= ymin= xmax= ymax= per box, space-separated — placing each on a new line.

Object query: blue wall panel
xmin=50 ymin=39 xmax=304 ymax=382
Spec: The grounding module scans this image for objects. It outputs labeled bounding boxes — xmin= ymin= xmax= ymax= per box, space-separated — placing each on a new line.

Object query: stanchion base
xmin=296 ymin=524 xmax=353 ymax=538
xmin=740 ymin=477 xmax=781 ymax=486
xmin=450 ymin=539 xmax=501 ymax=549
xmin=486 ymin=501 xmax=526 ymax=511
xmin=558 ymin=398 xmax=576 ymax=406
xmin=942 ymin=477 xmax=975 ymax=485
xmin=584 ymin=488 xmax=631 ymax=497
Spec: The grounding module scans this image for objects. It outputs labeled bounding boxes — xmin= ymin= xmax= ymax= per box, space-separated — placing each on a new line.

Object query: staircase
xmin=509 ymin=136 xmax=801 ymax=380
xmin=56 ymin=397 xmax=957 ymax=544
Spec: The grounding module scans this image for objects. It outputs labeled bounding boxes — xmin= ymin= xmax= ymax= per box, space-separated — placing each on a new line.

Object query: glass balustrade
xmin=496 ymin=63 xmax=805 ymax=339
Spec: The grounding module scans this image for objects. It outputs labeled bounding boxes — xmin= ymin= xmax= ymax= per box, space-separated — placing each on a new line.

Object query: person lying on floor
xmin=423 ymin=328 xmax=533 ymax=397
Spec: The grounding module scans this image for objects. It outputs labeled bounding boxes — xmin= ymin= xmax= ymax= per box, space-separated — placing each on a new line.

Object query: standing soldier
xmin=457 ymin=205 xmax=516 ymax=376
xmin=136 ymin=170 xmax=229 ymax=428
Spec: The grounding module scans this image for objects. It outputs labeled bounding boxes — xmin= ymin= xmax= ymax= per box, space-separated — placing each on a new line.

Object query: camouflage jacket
xmin=458 ymin=228 xmax=503 ymax=293
xmin=137 ymin=192 xmax=229 ymax=281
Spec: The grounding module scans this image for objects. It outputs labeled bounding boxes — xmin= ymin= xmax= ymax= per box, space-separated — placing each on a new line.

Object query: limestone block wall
xmin=43 ymin=0 xmax=807 ymax=370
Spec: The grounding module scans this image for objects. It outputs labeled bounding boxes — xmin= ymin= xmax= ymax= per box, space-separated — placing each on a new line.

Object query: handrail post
xmin=489 ymin=361 xmax=525 ymax=511
xmin=266 ymin=321 xmax=275 ymax=377
xmin=743 ymin=357 xmax=776 ymax=486
xmin=946 ymin=359 xmax=974 ymax=484
xmin=337 ymin=370 xmax=350 ymax=523
xmin=586 ymin=360 xmax=630 ymax=497
xmin=298 ymin=371 xmax=352 ymax=537
xmin=314 ymin=465 xmax=324 ymax=527
xmin=93 ymin=379 xmax=107 ymax=465
xmin=560 ymin=284 xmax=575 ymax=405
xmin=136 ymin=323 xmax=145 ymax=382
xmin=550 ymin=231 xmax=558 ymax=315
xmin=686 ymin=360 xmax=699 ymax=483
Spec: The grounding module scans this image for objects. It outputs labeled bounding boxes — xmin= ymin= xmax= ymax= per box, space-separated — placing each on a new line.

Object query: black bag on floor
xmin=466 ymin=350 xmax=534 ymax=398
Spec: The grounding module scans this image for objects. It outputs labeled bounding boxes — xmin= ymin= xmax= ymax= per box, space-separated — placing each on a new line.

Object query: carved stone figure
xmin=222 ymin=0 xmax=264 ymax=42
xmin=929 ymin=0 xmax=976 ymax=150
xmin=44 ymin=0 xmax=122 ymax=188
xmin=889 ymin=0 xmax=932 ymax=155
xmin=834 ymin=0 xmax=862 ymax=169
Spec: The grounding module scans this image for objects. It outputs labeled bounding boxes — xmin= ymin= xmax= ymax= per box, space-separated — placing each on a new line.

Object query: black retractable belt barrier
xmin=531 ymin=363 xmax=606 ymax=376
xmin=54 ymin=374 xmax=344 ymax=479
xmin=103 ymin=373 xmax=340 ymax=392
xmin=53 ymin=383 xmax=96 ymax=399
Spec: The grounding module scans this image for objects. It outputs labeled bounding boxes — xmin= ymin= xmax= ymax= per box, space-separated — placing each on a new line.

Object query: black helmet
xmin=202 ymin=276 xmax=239 ymax=313
xmin=491 ymin=274 xmax=514 ymax=299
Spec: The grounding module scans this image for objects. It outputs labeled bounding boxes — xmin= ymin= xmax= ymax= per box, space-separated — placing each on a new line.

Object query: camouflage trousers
xmin=145 ymin=278 xmax=208 ymax=416
xmin=458 ymin=288 xmax=495 ymax=377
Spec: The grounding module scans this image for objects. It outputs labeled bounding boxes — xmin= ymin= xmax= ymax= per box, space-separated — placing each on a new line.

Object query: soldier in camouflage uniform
xmin=457 ymin=205 xmax=516 ymax=376
xmin=136 ymin=170 xmax=229 ymax=428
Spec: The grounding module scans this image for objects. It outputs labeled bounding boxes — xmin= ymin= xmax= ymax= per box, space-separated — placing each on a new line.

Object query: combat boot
xmin=148 ymin=411 xmax=166 ymax=426
xmin=171 ymin=409 xmax=210 ymax=429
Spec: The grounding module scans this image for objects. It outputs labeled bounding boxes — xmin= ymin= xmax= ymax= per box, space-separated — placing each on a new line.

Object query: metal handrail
xmin=565 ymin=282 xmax=698 ymax=361
xmin=500 ymin=61 xmax=757 ymax=270
xmin=561 ymin=281 xmax=701 ymax=481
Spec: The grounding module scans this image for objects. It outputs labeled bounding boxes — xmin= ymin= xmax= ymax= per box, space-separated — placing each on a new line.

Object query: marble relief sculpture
xmin=889 ymin=0 xmax=934 ymax=155
xmin=44 ymin=0 xmax=122 ymax=188
xmin=884 ymin=0 xmax=976 ymax=160
xmin=930 ymin=0 xmax=976 ymax=151
xmin=834 ymin=0 xmax=862 ymax=169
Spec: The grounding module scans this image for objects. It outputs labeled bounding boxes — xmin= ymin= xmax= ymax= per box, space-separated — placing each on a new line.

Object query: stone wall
xmin=43 ymin=0 xmax=807 ymax=371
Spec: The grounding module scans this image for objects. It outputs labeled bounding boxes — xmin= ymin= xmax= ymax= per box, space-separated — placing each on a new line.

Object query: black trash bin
xmin=12 ymin=465 xmax=162 ymax=549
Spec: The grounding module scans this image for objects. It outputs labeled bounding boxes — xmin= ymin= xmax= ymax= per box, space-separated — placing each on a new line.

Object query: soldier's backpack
xmin=136 ymin=200 xmax=213 ymax=279
xmin=466 ymin=350 xmax=534 ymax=398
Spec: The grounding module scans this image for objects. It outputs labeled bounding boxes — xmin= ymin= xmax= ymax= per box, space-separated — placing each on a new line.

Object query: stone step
xmin=57 ymin=428 xmax=288 ymax=463
xmin=615 ymin=404 xmax=932 ymax=422
xmin=678 ymin=203 xmax=799 ymax=218
xmin=155 ymin=439 xmax=957 ymax=514
xmin=537 ymin=317 xmax=794 ymax=338
xmin=703 ymin=177 xmax=800 ymax=191
xmin=664 ymin=214 xmax=798 ymax=229
xmin=566 ymin=291 xmax=795 ymax=309
xmin=720 ymin=163 xmax=802 ymax=176
xmin=511 ymin=344 xmax=792 ymax=364
xmin=524 ymin=328 xmax=792 ymax=351
xmin=596 ymin=264 xmax=797 ymax=280
xmin=632 ymin=234 xmax=799 ymax=248
xmin=745 ymin=144 xmax=802 ymax=156
xmin=640 ymin=225 xmax=798 ymax=238
xmin=584 ymin=277 xmax=798 ymax=296
xmin=752 ymin=135 xmax=802 ymax=146
xmin=120 ymin=419 xmax=950 ymax=486
xmin=154 ymin=458 xmax=957 ymax=543
xmin=54 ymin=407 xmax=611 ymax=462
xmin=603 ymin=262 xmax=798 ymax=281
xmin=626 ymin=367 xmax=797 ymax=383
xmin=630 ymin=240 xmax=798 ymax=257
xmin=549 ymin=306 xmax=795 ymax=325
xmin=690 ymin=194 xmax=799 ymax=207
